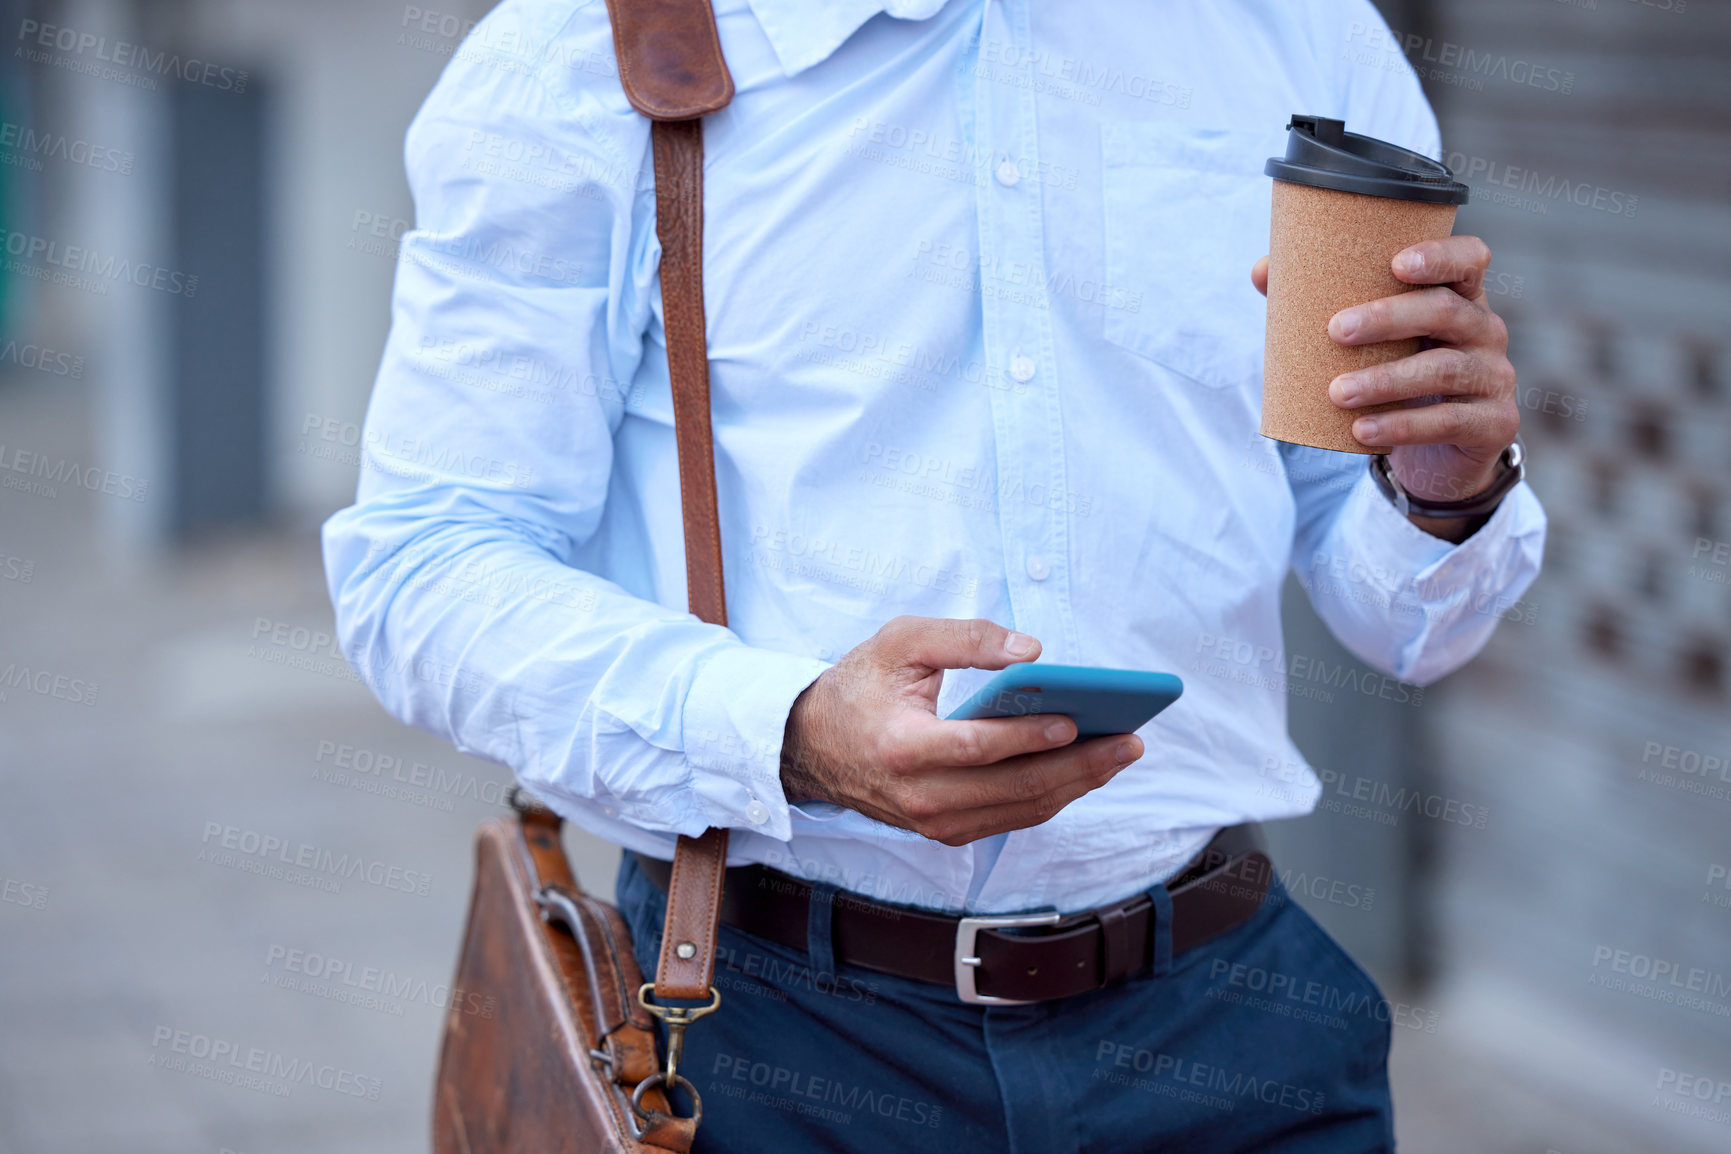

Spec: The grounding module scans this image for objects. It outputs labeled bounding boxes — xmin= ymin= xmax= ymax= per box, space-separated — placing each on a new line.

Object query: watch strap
xmin=1370 ymin=439 xmax=1525 ymax=520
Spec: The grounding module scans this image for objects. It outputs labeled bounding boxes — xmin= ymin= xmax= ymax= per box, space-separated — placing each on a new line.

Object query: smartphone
xmin=944 ymin=664 xmax=1184 ymax=741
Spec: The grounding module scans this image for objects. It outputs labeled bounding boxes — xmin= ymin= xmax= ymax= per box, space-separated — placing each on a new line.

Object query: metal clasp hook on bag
xmin=630 ymin=982 xmax=722 ymax=1132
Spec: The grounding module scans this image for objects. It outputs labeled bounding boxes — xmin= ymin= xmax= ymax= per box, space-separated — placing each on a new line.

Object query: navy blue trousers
xmin=617 ymin=854 xmax=1395 ymax=1153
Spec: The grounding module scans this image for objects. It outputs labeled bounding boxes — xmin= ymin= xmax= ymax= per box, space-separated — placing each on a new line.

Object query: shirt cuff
xmin=1331 ymin=469 xmax=1543 ymax=600
xmin=682 ymin=644 xmax=831 ymax=841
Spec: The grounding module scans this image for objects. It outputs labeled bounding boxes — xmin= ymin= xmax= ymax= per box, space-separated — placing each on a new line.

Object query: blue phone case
xmin=944 ymin=664 xmax=1184 ymax=740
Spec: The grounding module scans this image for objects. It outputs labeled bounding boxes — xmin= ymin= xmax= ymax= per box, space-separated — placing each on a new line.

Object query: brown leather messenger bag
xmin=432 ymin=1 xmax=739 ymax=1149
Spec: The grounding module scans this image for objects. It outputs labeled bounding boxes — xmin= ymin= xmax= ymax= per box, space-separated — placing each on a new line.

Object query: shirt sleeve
xmin=320 ymin=6 xmax=827 ymax=842
xmin=1281 ymin=0 xmax=1548 ymax=686
xmin=1318 ymin=0 xmax=1446 ymax=163
xmin=1285 ymin=446 xmax=1546 ymax=685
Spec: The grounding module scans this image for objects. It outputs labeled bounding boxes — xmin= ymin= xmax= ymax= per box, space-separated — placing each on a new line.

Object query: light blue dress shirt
xmin=323 ymin=0 xmax=1545 ymax=915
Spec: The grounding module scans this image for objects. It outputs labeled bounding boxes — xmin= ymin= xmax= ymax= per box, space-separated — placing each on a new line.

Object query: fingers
xmin=1332 ymin=236 xmax=1503 ymax=351
xmin=909 ymin=735 xmax=1144 ymax=846
xmin=893 ymin=711 xmax=1078 ymax=770
xmin=1331 ymin=346 xmax=1514 ymax=410
xmin=1391 ymin=235 xmax=1492 ymax=298
xmin=845 ymin=616 xmax=1151 ymax=846
xmin=1330 ymin=286 xmax=1504 ymax=349
xmin=1262 ymin=238 xmax=1490 ymax=302
xmin=953 ymin=732 xmax=1142 ymax=812
xmin=1348 ymin=396 xmax=1520 ymax=454
xmin=873 ymin=615 xmax=1039 ymax=675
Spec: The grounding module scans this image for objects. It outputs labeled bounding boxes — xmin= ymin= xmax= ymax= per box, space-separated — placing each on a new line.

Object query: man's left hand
xmin=1252 ymin=235 xmax=1520 ymax=541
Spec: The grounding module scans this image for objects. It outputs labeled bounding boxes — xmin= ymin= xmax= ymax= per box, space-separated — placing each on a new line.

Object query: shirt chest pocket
xmin=1101 ymin=123 xmax=1279 ymax=390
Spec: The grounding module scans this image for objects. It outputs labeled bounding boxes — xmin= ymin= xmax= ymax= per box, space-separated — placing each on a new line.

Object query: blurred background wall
xmin=1273 ymin=3 xmax=1731 ymax=1149
xmin=0 ymin=1 xmax=1726 ymax=1152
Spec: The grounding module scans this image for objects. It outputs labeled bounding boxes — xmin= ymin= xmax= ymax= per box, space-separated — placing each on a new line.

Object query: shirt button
xmin=1026 ymin=553 xmax=1050 ymax=581
xmin=1009 ymin=355 xmax=1037 ymax=382
xmin=995 ymin=159 xmax=1021 ymax=187
xmin=745 ymin=799 xmax=770 ymax=825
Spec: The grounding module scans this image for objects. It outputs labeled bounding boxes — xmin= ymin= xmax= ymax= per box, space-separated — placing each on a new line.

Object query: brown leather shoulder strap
xmin=604 ymin=0 xmax=734 ymax=121
xmin=652 ymin=118 xmax=728 ymax=632
xmin=605 ymin=0 xmax=736 ymax=1002
xmin=653 ymin=829 xmax=729 ymax=999
xmin=648 ymin=110 xmax=730 ymax=1004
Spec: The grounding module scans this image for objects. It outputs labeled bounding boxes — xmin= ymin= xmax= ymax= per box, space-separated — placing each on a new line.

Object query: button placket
xmin=970 ymin=0 xmax=1076 ymax=661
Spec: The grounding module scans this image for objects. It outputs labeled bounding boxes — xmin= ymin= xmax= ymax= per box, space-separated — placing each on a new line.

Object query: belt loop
xmin=1097 ymin=905 xmax=1132 ymax=987
xmin=1147 ymin=884 xmax=1175 ymax=978
xmin=806 ymin=881 xmax=838 ymax=981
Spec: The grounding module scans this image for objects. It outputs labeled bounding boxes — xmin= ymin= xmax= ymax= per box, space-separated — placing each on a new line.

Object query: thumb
xmin=876 ymin=616 xmax=1040 ymax=675
xmin=1251 ymin=256 xmax=1269 ymax=297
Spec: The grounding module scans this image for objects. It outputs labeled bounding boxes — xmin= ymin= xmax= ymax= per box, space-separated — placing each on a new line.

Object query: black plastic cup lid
xmin=1265 ymin=115 xmax=1468 ymax=205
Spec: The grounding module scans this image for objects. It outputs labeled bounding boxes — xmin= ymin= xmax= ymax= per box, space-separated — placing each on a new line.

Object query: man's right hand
xmin=778 ymin=616 xmax=1144 ymax=847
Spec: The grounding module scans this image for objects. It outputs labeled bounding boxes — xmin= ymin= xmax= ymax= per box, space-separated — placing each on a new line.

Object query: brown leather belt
xmin=634 ymin=824 xmax=1272 ymax=1005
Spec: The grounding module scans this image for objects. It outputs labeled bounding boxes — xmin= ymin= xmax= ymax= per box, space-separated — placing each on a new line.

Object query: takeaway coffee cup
xmin=1261 ymin=115 xmax=1470 ymax=454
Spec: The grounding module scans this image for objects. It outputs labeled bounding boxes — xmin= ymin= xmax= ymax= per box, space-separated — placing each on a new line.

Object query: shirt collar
xmin=746 ymin=0 xmax=954 ymax=77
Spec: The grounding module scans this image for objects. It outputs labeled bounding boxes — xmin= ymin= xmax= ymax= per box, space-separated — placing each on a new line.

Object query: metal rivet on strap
xmin=676 ymin=941 xmax=697 ymax=959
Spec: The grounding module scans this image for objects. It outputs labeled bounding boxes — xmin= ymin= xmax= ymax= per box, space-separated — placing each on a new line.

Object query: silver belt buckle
xmin=953 ymin=911 xmax=1063 ymax=1005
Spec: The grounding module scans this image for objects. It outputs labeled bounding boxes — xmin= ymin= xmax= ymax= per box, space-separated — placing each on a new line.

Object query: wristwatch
xmin=1368 ymin=438 xmax=1525 ymax=520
